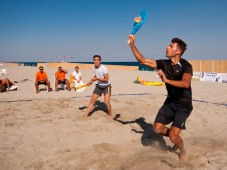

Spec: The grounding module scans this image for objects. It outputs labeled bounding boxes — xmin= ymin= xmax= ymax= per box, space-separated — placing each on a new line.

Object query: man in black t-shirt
xmin=128 ymin=35 xmax=193 ymax=161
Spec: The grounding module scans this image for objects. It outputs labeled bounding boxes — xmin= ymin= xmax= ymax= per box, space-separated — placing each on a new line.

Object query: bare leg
xmin=4 ymin=78 xmax=10 ymax=92
xmin=66 ymin=79 xmax=70 ymax=91
xmin=55 ymin=80 xmax=59 ymax=91
xmin=169 ymin=126 xmax=187 ymax=161
xmin=153 ymin=122 xmax=186 ymax=160
xmin=35 ymin=81 xmax=39 ymax=93
xmin=84 ymin=94 xmax=99 ymax=119
xmin=104 ymin=93 xmax=112 ymax=118
xmin=153 ymin=122 xmax=170 ymax=136
xmin=46 ymin=80 xmax=51 ymax=92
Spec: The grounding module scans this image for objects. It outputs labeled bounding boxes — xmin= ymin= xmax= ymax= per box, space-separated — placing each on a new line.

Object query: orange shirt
xmin=56 ymin=71 xmax=66 ymax=80
xmin=36 ymin=72 xmax=47 ymax=81
xmin=1 ymin=79 xmax=9 ymax=85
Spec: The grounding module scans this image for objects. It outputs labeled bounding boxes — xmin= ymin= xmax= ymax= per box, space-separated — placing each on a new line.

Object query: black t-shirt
xmin=156 ymin=58 xmax=193 ymax=104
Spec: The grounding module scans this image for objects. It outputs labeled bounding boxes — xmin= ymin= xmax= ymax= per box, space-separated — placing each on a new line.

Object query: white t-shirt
xmin=93 ymin=64 xmax=110 ymax=86
xmin=72 ymin=71 xmax=81 ymax=83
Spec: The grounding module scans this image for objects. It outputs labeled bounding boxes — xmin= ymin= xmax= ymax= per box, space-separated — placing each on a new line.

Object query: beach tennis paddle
xmin=75 ymin=82 xmax=88 ymax=92
xmin=128 ymin=10 xmax=148 ymax=43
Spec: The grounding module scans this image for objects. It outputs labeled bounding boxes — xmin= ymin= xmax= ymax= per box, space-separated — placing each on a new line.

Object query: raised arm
xmin=63 ymin=69 xmax=68 ymax=74
xmin=128 ymin=34 xmax=157 ymax=69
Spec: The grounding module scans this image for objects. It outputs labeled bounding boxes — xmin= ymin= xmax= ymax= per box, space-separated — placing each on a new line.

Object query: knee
xmin=153 ymin=124 xmax=162 ymax=134
xmin=169 ymin=133 xmax=178 ymax=143
xmin=90 ymin=99 xmax=96 ymax=105
xmin=104 ymin=100 xmax=110 ymax=106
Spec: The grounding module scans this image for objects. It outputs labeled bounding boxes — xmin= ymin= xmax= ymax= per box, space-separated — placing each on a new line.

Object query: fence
xmin=189 ymin=60 xmax=227 ymax=73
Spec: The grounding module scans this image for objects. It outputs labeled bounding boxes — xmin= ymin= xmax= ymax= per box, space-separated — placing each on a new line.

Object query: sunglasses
xmin=39 ymin=68 xmax=43 ymax=70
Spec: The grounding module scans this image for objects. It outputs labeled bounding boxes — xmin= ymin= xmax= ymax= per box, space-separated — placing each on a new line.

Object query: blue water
xmin=12 ymin=62 xmax=154 ymax=71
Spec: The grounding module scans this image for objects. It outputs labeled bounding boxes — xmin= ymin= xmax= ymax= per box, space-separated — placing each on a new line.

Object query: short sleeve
xmin=156 ymin=59 xmax=165 ymax=70
xmin=103 ymin=66 xmax=108 ymax=75
xmin=44 ymin=72 xmax=48 ymax=79
xmin=183 ymin=62 xmax=193 ymax=75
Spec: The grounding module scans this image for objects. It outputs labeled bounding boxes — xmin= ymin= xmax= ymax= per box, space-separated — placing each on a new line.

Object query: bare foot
xmin=179 ymin=149 xmax=187 ymax=161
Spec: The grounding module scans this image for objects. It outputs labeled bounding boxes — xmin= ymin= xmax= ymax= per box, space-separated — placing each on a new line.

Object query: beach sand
xmin=0 ymin=65 xmax=227 ymax=170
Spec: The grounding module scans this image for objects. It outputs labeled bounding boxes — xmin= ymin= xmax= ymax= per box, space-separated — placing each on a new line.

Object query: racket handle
xmin=127 ymin=33 xmax=134 ymax=44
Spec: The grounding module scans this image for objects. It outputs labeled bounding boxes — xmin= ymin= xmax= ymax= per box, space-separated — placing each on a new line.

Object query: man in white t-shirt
xmin=84 ymin=55 xmax=112 ymax=119
xmin=72 ymin=66 xmax=82 ymax=85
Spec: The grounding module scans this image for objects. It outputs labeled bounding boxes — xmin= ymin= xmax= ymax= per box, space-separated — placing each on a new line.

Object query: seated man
xmin=35 ymin=66 xmax=51 ymax=93
xmin=0 ymin=78 xmax=15 ymax=93
xmin=55 ymin=66 xmax=70 ymax=91
xmin=72 ymin=66 xmax=82 ymax=85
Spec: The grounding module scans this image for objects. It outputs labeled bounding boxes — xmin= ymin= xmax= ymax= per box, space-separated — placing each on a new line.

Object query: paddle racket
xmin=75 ymin=82 xmax=88 ymax=92
xmin=128 ymin=10 xmax=148 ymax=43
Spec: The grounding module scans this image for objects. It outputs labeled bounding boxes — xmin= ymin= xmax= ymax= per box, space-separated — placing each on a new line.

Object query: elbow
xmin=184 ymin=83 xmax=190 ymax=89
xmin=104 ymin=78 xmax=109 ymax=82
xmin=184 ymin=85 xmax=189 ymax=89
xmin=139 ymin=58 xmax=146 ymax=65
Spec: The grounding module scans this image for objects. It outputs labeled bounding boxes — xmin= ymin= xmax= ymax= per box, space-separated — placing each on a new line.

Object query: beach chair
xmin=39 ymin=84 xmax=47 ymax=91
xmin=70 ymin=75 xmax=75 ymax=90
xmin=34 ymin=81 xmax=48 ymax=93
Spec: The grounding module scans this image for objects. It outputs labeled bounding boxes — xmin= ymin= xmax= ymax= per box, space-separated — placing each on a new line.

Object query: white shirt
xmin=72 ymin=71 xmax=81 ymax=83
xmin=93 ymin=64 xmax=110 ymax=86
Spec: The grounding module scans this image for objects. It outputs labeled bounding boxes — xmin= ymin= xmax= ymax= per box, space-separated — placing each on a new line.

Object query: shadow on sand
xmin=79 ymin=100 xmax=108 ymax=117
xmin=114 ymin=114 xmax=177 ymax=152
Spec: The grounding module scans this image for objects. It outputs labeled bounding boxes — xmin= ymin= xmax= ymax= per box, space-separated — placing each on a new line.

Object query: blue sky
xmin=0 ymin=0 xmax=227 ymax=62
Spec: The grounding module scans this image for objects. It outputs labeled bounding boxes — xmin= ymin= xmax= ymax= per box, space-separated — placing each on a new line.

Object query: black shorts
xmin=155 ymin=102 xmax=193 ymax=129
xmin=38 ymin=81 xmax=48 ymax=85
xmin=93 ymin=84 xmax=111 ymax=96
xmin=58 ymin=79 xmax=66 ymax=84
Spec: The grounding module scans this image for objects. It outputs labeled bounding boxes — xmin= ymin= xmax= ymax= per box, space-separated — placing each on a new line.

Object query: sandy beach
xmin=0 ymin=65 xmax=227 ymax=170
